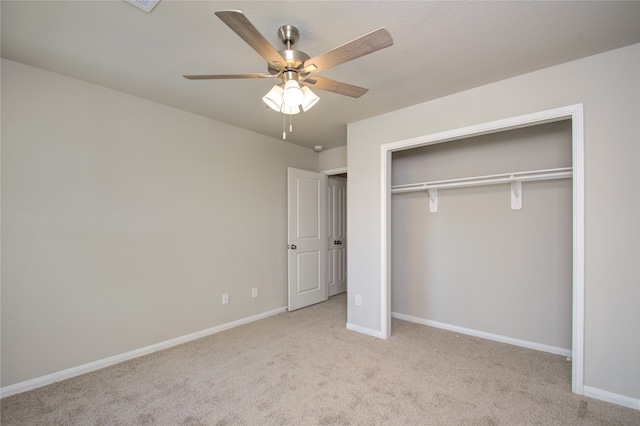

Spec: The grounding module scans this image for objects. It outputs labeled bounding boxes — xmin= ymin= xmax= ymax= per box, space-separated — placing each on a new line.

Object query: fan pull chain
xmin=282 ymin=110 xmax=286 ymax=140
xmin=280 ymin=102 xmax=294 ymax=140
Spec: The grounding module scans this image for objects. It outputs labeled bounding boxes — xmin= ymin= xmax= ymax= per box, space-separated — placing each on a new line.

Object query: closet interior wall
xmin=391 ymin=120 xmax=573 ymax=351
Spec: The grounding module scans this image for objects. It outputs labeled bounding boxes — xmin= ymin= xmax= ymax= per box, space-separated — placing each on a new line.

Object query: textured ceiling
xmin=2 ymin=1 xmax=639 ymax=149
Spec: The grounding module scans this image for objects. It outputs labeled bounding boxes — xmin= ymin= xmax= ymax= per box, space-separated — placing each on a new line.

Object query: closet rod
xmin=391 ymin=167 xmax=572 ymax=194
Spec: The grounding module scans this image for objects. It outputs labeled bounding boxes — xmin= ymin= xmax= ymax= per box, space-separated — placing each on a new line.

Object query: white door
xmin=327 ymin=176 xmax=347 ymax=296
xmin=287 ymin=168 xmax=327 ymax=311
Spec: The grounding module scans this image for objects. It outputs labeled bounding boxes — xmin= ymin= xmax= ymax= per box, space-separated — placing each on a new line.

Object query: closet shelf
xmin=391 ymin=167 xmax=572 ymax=212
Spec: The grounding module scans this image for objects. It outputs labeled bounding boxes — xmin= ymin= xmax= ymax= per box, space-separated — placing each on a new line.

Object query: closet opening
xmin=380 ymin=105 xmax=585 ymax=395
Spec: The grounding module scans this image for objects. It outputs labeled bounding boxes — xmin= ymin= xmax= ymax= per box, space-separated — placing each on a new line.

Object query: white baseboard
xmin=0 ymin=306 xmax=287 ymax=399
xmin=346 ymin=322 xmax=383 ymax=338
xmin=391 ymin=312 xmax=572 ymax=357
xmin=583 ymin=386 xmax=640 ymax=411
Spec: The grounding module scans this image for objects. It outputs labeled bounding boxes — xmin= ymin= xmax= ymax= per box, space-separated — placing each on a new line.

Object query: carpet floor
xmin=2 ymin=293 xmax=639 ymax=425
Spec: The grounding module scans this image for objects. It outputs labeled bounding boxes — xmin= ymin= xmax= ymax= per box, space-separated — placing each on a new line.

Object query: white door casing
xmin=287 ymin=168 xmax=328 ymax=311
xmin=327 ymin=176 xmax=347 ymax=296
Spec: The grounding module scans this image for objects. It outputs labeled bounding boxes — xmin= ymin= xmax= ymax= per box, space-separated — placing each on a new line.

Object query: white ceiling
xmin=2 ymin=1 xmax=639 ymax=150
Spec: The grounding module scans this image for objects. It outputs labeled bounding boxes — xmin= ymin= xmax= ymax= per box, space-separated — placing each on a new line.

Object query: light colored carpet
xmin=2 ymin=293 xmax=639 ymax=425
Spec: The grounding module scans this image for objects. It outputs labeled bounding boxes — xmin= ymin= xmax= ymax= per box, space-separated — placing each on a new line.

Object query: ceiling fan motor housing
xmin=266 ymin=25 xmax=311 ymax=79
xmin=268 ymin=49 xmax=310 ymax=75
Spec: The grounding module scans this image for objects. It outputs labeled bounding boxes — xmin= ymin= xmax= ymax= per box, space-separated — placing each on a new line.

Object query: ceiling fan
xmin=184 ymin=10 xmax=393 ymax=126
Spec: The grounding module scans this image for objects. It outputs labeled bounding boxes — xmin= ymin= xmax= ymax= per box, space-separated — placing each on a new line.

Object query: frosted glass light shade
xmin=280 ymin=104 xmax=300 ymax=115
xmin=262 ymin=82 xmax=314 ymax=115
xmin=262 ymin=85 xmax=284 ymax=111
xmin=300 ymin=86 xmax=320 ymax=111
xmin=283 ymin=79 xmax=304 ymax=106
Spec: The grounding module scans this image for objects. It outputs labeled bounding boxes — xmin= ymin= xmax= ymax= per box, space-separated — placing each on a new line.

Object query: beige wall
xmin=319 ymin=146 xmax=347 ymax=172
xmin=0 ymin=59 xmax=318 ymax=387
xmin=347 ymin=44 xmax=639 ymax=400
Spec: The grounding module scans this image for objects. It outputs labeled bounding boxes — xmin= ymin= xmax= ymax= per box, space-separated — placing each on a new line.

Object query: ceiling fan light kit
xmin=300 ymin=86 xmax=320 ymax=112
xmin=262 ymin=85 xmax=285 ymax=111
xmin=184 ymin=10 xmax=393 ymax=140
xmin=262 ymin=83 xmax=314 ymax=115
xmin=280 ymin=104 xmax=300 ymax=115
xmin=282 ymin=79 xmax=305 ymax=106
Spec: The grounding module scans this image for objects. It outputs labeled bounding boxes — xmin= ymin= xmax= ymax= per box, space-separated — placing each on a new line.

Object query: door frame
xmin=322 ymin=167 xmax=348 ymax=176
xmin=380 ymin=104 xmax=585 ymax=395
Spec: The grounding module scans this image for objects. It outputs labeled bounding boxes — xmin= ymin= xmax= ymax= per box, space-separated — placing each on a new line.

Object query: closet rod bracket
xmin=428 ymin=188 xmax=438 ymax=213
xmin=511 ymin=178 xmax=522 ymax=210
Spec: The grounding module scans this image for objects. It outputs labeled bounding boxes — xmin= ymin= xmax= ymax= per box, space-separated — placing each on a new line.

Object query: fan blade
xmin=303 ymin=76 xmax=368 ymax=98
xmin=183 ymin=73 xmax=277 ymax=80
xmin=302 ymin=28 xmax=393 ymax=73
xmin=215 ymin=10 xmax=286 ymax=69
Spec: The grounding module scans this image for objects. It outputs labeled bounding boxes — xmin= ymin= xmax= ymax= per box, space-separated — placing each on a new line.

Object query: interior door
xmin=327 ymin=176 xmax=347 ymax=296
xmin=287 ymin=168 xmax=327 ymax=311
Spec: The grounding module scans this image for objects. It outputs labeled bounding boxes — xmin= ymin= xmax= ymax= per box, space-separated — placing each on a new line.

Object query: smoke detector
xmin=125 ymin=0 xmax=160 ymax=13
xmin=313 ymin=145 xmax=324 ymax=153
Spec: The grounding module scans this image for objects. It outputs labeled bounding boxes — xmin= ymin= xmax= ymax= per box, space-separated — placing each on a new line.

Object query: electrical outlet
xmin=222 ymin=293 xmax=229 ymax=305
xmin=252 ymin=287 xmax=258 ymax=298
xmin=355 ymin=294 xmax=362 ymax=306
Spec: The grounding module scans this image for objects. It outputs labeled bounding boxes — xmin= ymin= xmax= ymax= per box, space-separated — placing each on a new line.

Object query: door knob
xmin=289 ymin=244 xmax=297 ymax=250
